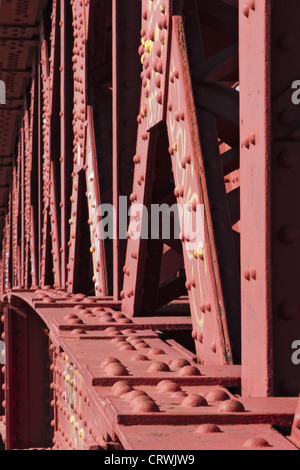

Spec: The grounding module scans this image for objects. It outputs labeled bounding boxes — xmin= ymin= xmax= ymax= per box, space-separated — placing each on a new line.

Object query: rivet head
xmin=249 ymin=133 xmax=256 ymax=145
xmin=156 ymin=91 xmax=163 ymax=104
xmin=138 ymin=44 xmax=145 ymax=56
xmin=105 ymin=363 xmax=129 ymax=377
xmin=133 ymin=154 xmax=141 ymax=164
xmin=174 ymin=69 xmax=179 ymax=79
xmin=112 ymin=381 xmax=133 ymax=396
xmin=133 ymin=398 xmax=159 ymax=413
xmin=219 ymin=399 xmax=245 ymax=413
xmin=278 ymin=377 xmax=300 ymax=397
xmin=170 ymin=358 xmax=190 ymax=369
xmin=243 ymin=438 xmax=272 ymax=449
xmin=196 ymin=330 xmax=203 ymax=344
xmin=196 ymin=424 xmax=222 ymax=434
xmin=181 ymin=394 xmax=208 ymax=408
xmin=243 ymin=136 xmax=250 ymax=149
xmin=249 ymin=267 xmax=256 ymax=280
xmin=153 ymin=58 xmax=163 ymax=74
xmin=71 ymin=328 xmax=86 ymax=335
xmin=278 ymin=226 xmax=299 ymax=245
xmin=156 ymin=380 xmax=181 ymax=393
xmin=155 ymin=75 xmax=162 ymax=88
xmin=277 ymin=301 xmax=298 ymax=321
xmin=170 ymin=391 xmax=188 ymax=400
xmin=131 ymin=354 xmax=149 ymax=362
xmin=244 ymin=268 xmax=251 ymax=281
xmin=278 ymin=110 xmax=295 ymax=127
xmin=242 ymin=3 xmax=249 ymax=17
xmin=101 ymin=357 xmax=120 ymax=369
xmin=178 ymin=365 xmax=201 ymax=377
xmin=194 ymin=249 xmax=204 ymax=260
xmin=181 ymin=155 xmax=191 ymax=168
xmin=144 ymin=39 xmax=152 ymax=53
xmin=206 ymin=390 xmax=230 ymax=402
xmin=147 ymin=348 xmax=165 ymax=356
xmin=123 ymin=390 xmax=147 ymax=402
xmin=277 ymin=34 xmax=297 ymax=52
xmin=277 ymin=150 xmax=298 ymax=169
xmin=149 ymin=28 xmax=155 ymax=41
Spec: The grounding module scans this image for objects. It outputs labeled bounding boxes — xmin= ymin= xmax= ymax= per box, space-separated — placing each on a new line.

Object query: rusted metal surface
xmin=0 ymin=0 xmax=299 ymax=452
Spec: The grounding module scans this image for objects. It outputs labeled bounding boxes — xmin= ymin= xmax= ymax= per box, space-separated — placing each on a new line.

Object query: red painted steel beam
xmin=65 ymin=0 xmax=88 ymax=294
xmin=0 ymin=304 xmax=4 ymax=418
xmin=22 ymin=66 xmax=39 ymax=290
xmin=3 ymin=301 xmax=53 ymax=450
xmin=40 ymin=1 xmax=62 ymax=289
xmin=240 ymin=0 xmax=300 ymax=397
xmin=121 ymin=0 xmax=240 ymax=366
xmin=112 ymin=0 xmax=141 ymax=300
xmin=59 ymin=0 xmax=73 ymax=289
xmin=0 ymin=292 xmax=298 ymax=450
xmin=120 ymin=0 xmax=174 ymax=317
xmin=292 ymin=396 xmax=300 ymax=446
xmin=167 ymin=15 xmax=233 ymax=364
xmin=19 ymin=128 xmax=25 ymax=288
xmin=28 ymin=63 xmax=39 ymax=289
xmin=67 ymin=0 xmax=112 ymax=296
xmin=84 ymin=107 xmax=108 ymax=295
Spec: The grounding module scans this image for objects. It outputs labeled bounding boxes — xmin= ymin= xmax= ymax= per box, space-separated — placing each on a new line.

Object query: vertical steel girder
xmin=66 ymin=0 xmax=89 ymax=293
xmin=121 ymin=0 xmax=240 ymax=365
xmin=66 ymin=0 xmax=113 ymax=296
xmin=240 ymin=0 xmax=300 ymax=397
xmin=112 ymin=0 xmax=141 ymax=300
xmin=3 ymin=302 xmax=53 ymax=450
xmin=0 ymin=304 xmax=4 ymax=419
